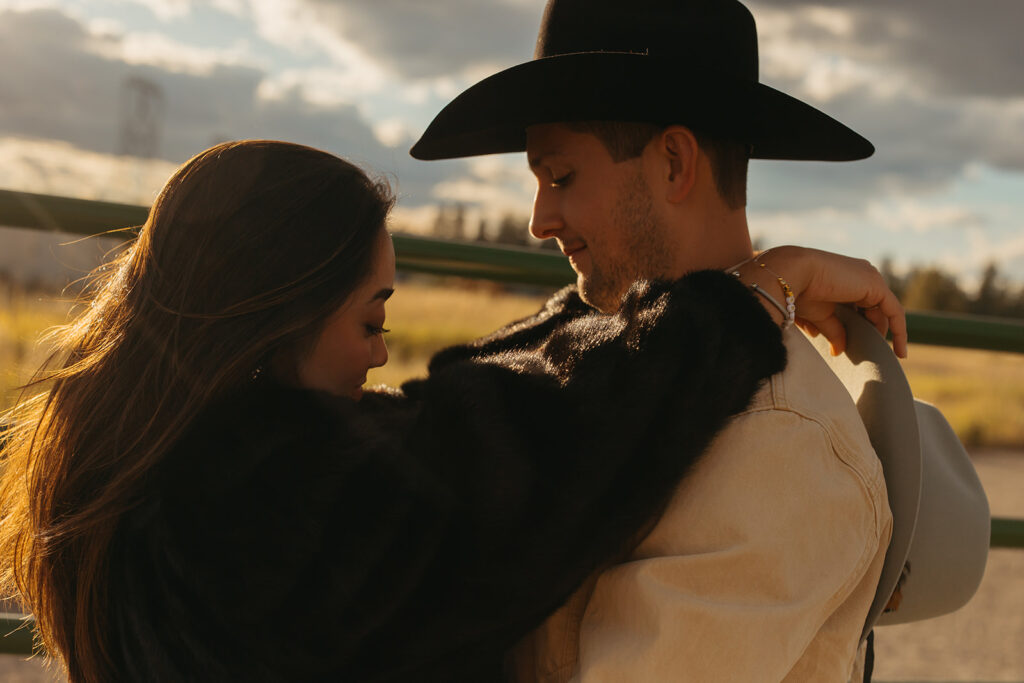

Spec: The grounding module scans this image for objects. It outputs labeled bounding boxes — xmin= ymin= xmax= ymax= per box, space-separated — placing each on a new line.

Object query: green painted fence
xmin=2 ymin=187 xmax=1023 ymax=660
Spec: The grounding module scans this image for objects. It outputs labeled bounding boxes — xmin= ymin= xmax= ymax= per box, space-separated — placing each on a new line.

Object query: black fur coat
xmin=115 ymin=271 xmax=786 ymax=682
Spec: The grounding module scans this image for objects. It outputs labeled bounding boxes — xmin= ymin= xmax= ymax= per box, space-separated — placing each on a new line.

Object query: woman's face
xmin=297 ymin=229 xmax=395 ymax=398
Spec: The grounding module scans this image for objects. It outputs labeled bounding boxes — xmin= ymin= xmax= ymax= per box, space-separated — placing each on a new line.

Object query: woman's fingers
xmin=810 ymin=314 xmax=848 ymax=357
xmin=855 ymin=289 xmax=908 ymax=359
xmin=804 ymin=250 xmax=908 ymax=359
xmin=880 ymin=292 xmax=908 ymax=359
xmin=795 ymin=319 xmax=820 ymax=338
xmin=860 ymin=306 xmax=889 ymax=338
xmin=887 ymin=307 xmax=909 ymax=359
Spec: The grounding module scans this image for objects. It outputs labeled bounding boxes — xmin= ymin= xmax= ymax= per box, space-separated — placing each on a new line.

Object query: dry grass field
xmin=900 ymin=345 xmax=1024 ymax=449
xmin=363 ymin=276 xmax=553 ymax=387
xmin=0 ymin=287 xmax=70 ymax=410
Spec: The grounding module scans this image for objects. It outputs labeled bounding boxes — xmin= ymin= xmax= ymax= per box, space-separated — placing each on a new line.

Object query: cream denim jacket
xmin=512 ymin=330 xmax=893 ymax=683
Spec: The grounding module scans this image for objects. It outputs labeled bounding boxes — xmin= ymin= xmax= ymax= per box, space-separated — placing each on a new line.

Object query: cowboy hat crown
xmin=810 ymin=308 xmax=990 ymax=639
xmin=411 ymin=0 xmax=874 ymax=161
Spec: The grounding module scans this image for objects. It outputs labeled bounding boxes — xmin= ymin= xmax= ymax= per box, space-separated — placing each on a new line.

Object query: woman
xmin=0 ymin=140 xmax=903 ymax=682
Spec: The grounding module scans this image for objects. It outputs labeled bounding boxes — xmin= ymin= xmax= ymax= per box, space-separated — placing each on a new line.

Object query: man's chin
xmin=578 ymin=278 xmax=623 ymax=314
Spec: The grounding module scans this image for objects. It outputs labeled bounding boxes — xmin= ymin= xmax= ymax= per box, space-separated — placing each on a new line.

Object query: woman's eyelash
xmin=366 ymin=325 xmax=390 ymax=336
xmin=551 ymin=172 xmax=573 ymax=187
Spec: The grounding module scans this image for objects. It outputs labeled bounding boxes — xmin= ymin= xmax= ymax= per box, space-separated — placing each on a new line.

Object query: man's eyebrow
xmin=528 ymin=151 xmax=556 ymax=169
xmin=370 ymin=287 xmax=394 ymax=303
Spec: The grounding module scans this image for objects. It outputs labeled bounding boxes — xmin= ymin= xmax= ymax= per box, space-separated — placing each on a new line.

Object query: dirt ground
xmin=871 ymin=449 xmax=1024 ymax=683
xmin=3 ymin=449 xmax=1022 ymax=682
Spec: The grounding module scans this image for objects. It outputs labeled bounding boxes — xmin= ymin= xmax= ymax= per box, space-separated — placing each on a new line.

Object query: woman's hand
xmin=732 ymin=246 xmax=908 ymax=359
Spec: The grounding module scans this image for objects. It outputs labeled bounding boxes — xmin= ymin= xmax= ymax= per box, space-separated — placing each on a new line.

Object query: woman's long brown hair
xmin=0 ymin=140 xmax=393 ymax=681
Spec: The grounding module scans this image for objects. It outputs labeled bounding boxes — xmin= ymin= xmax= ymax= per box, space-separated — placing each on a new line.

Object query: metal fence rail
xmin=2 ymin=187 xmax=1023 ymax=660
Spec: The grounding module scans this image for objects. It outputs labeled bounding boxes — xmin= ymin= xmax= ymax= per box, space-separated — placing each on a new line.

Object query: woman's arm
xmin=731 ymin=245 xmax=908 ymax=358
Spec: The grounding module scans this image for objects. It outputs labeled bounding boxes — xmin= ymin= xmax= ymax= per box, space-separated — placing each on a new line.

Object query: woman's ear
xmin=656 ymin=126 xmax=698 ymax=203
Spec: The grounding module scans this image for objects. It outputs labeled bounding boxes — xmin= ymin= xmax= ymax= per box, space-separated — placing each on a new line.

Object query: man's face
xmin=526 ymin=123 xmax=675 ymax=313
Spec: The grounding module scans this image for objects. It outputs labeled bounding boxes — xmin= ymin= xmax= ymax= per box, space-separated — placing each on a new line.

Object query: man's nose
xmin=529 ymin=186 xmax=563 ymax=240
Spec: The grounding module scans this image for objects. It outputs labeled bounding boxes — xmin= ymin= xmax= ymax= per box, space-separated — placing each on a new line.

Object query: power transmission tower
xmin=118 ymin=76 xmax=164 ymax=159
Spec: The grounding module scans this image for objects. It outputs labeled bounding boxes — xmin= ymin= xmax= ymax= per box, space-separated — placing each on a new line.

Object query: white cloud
xmin=751 ymin=0 xmax=1024 ymax=99
xmin=802 ymin=6 xmax=855 ymax=37
xmin=888 ymin=215 xmax=1024 ymax=288
xmin=800 ymin=55 xmax=886 ymax=104
xmin=0 ymin=7 xmax=471 ymax=209
xmin=94 ymin=31 xmax=259 ymax=76
xmin=0 ymin=136 xmax=176 ymax=205
xmin=389 ymin=204 xmax=437 ymax=235
xmin=120 ymin=0 xmax=193 ymax=21
xmin=0 ymin=0 xmax=55 ymax=9
xmin=119 ymin=0 xmax=249 ymax=20
xmin=257 ymin=65 xmax=389 ymax=106
xmin=245 ymin=0 xmax=397 ymax=78
xmin=748 ymin=206 xmax=856 ymax=245
xmin=748 ymin=193 xmax=1024 ymax=285
xmin=755 ymin=5 xmax=913 ymax=103
xmin=428 ymin=155 xmax=534 ymax=222
xmin=432 ymin=177 xmax=519 ymax=211
xmin=372 ymin=118 xmax=413 ymax=149
xmin=209 ymin=0 xmax=247 ymax=16
xmin=963 ymin=227 xmax=1024 ymax=277
xmin=866 ymin=200 xmax=986 ymax=235
xmin=397 ymin=77 xmax=466 ymax=107
xmin=281 ymin=0 xmax=539 ymax=80
xmin=466 ymin=157 xmax=534 ymax=194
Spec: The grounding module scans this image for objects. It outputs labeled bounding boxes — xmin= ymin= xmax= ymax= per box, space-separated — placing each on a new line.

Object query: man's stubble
xmin=579 ymin=168 xmax=676 ymax=314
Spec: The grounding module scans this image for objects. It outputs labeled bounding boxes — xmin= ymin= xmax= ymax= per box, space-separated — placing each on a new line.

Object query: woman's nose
xmin=371 ymin=337 xmax=389 ymax=369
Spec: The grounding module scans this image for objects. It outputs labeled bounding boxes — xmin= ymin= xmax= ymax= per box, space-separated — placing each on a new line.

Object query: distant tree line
xmin=881 ymin=259 xmax=1024 ymax=318
xmin=429 ymin=203 xmax=557 ymax=250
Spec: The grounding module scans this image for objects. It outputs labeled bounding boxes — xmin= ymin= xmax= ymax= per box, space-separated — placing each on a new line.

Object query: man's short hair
xmin=566 ymin=121 xmax=749 ymax=210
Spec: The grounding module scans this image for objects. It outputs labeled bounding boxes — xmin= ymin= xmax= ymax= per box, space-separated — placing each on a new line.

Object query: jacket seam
xmin=742 ymin=404 xmax=886 ymax=587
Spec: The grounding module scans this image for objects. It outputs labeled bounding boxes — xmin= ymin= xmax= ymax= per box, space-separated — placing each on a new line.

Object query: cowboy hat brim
xmin=410 ymin=52 xmax=874 ymax=162
xmin=810 ymin=307 xmax=989 ymax=640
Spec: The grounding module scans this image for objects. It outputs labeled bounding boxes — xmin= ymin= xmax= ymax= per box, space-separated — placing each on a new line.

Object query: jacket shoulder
xmin=743 ymin=330 xmax=878 ymax=461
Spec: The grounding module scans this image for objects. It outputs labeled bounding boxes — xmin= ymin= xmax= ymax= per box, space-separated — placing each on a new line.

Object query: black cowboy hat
xmin=411 ymin=0 xmax=873 ymax=162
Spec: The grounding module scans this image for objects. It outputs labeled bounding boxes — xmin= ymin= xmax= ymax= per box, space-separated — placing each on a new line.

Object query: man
xmin=413 ymin=1 xmax=894 ymax=680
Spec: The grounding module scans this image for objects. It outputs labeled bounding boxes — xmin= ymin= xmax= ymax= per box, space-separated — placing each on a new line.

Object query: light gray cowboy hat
xmin=809 ymin=307 xmax=991 ymax=639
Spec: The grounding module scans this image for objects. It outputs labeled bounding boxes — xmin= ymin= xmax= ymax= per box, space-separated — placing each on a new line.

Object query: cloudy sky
xmin=1 ymin=0 xmax=1023 ymax=286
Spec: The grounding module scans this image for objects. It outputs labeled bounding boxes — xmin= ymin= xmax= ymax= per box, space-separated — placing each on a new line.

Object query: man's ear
xmin=655 ymin=126 xmax=698 ymax=203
